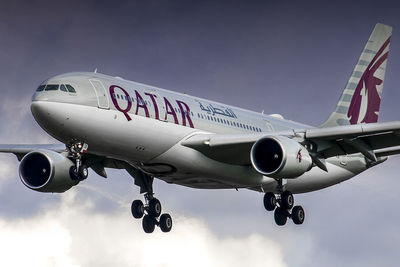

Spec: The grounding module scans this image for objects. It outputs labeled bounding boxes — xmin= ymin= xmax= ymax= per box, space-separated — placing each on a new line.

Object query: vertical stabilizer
xmin=321 ymin=23 xmax=392 ymax=127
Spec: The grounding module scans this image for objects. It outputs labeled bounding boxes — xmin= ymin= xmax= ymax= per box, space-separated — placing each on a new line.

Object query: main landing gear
xmin=263 ymin=180 xmax=305 ymax=226
xmin=126 ymin=166 xmax=173 ymax=234
xmin=131 ymin=193 xmax=172 ymax=233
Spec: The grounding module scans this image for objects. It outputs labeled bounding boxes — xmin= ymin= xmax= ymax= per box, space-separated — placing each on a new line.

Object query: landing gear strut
xmin=127 ymin=166 xmax=173 ymax=233
xmin=263 ymin=179 xmax=305 ymax=226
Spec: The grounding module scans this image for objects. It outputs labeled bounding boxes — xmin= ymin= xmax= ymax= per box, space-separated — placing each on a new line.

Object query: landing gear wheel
xmin=263 ymin=192 xmax=276 ymax=211
xmin=78 ymin=166 xmax=88 ymax=180
xmin=159 ymin=213 xmax=173 ymax=232
xmin=142 ymin=215 xmax=156 ymax=233
xmin=281 ymin=191 xmax=294 ymax=210
xmin=69 ymin=166 xmax=80 ymax=180
xmin=148 ymin=198 xmax=162 ymax=217
xmin=69 ymin=166 xmax=88 ymax=180
xmin=131 ymin=200 xmax=144 ymax=219
xmin=292 ymin=205 xmax=305 ymax=225
xmin=274 ymin=207 xmax=288 ymax=226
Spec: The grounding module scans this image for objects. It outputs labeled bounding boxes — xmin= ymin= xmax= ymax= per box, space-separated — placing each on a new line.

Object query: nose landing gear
xmin=67 ymin=141 xmax=89 ymax=181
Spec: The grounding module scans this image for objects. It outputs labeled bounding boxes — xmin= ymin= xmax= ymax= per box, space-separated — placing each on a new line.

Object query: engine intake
xmin=19 ymin=150 xmax=78 ymax=193
xmin=250 ymin=136 xmax=312 ymax=178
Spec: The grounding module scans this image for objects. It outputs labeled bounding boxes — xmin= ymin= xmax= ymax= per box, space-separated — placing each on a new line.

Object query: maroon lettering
xmin=109 ymin=85 xmax=132 ymax=121
xmin=135 ymin=90 xmax=150 ymax=118
xmin=145 ymin=93 xmax=159 ymax=120
xmin=164 ymin=97 xmax=179 ymax=124
xmin=177 ymin=100 xmax=194 ymax=128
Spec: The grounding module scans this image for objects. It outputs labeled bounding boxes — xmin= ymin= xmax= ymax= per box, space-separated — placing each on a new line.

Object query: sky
xmin=0 ymin=0 xmax=400 ymax=266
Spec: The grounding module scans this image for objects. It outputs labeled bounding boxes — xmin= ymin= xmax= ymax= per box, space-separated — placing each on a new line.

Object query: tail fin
xmin=321 ymin=23 xmax=392 ymax=127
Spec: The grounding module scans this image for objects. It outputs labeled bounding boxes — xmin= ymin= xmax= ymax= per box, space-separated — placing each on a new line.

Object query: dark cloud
xmin=0 ymin=0 xmax=400 ymax=266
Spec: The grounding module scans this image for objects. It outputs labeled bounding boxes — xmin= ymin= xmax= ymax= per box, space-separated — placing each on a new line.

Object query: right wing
xmin=0 ymin=144 xmax=66 ymax=160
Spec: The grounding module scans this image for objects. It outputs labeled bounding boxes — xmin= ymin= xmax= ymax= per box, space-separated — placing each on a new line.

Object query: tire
xmin=263 ymin=192 xmax=276 ymax=211
xmin=142 ymin=215 xmax=156 ymax=233
xmin=148 ymin=198 xmax=162 ymax=217
xmin=159 ymin=213 xmax=173 ymax=232
xmin=274 ymin=207 xmax=287 ymax=226
xmin=69 ymin=166 xmax=80 ymax=180
xmin=131 ymin=200 xmax=144 ymax=219
xmin=78 ymin=166 xmax=89 ymax=180
xmin=292 ymin=205 xmax=305 ymax=225
xmin=281 ymin=191 xmax=294 ymax=210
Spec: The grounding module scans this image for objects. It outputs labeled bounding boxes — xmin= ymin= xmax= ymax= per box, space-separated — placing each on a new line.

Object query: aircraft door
xmin=89 ymin=79 xmax=110 ymax=109
xmin=264 ymin=119 xmax=274 ymax=132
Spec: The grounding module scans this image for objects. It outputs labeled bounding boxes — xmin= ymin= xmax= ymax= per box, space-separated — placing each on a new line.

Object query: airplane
xmin=1 ymin=23 xmax=397 ymax=233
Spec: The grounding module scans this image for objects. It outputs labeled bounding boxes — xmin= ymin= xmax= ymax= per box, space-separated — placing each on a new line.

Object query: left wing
xmin=181 ymin=121 xmax=400 ymax=168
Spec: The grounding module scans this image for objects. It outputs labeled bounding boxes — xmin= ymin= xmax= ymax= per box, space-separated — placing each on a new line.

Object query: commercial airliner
xmin=1 ymin=23 xmax=397 ymax=233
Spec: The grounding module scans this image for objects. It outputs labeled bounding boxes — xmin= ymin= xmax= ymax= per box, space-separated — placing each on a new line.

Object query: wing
xmin=0 ymin=143 xmax=132 ymax=179
xmin=181 ymin=121 xmax=400 ymax=169
xmin=0 ymin=144 xmax=66 ymax=160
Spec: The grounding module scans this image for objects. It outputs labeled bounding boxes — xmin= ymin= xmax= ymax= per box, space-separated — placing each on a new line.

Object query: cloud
xmin=0 ymin=191 xmax=287 ymax=267
xmin=0 ymin=155 xmax=17 ymax=184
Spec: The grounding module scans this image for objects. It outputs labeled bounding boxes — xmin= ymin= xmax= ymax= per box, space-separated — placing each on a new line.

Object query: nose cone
xmin=31 ymin=101 xmax=67 ymax=139
xmin=31 ymin=101 xmax=48 ymax=121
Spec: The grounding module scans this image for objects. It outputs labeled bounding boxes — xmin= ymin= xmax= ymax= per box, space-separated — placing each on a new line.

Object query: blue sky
xmin=0 ymin=0 xmax=400 ymax=266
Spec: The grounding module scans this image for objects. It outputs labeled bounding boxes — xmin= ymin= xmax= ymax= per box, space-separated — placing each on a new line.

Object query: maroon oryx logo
xmin=347 ymin=37 xmax=390 ymax=124
xmin=296 ymin=148 xmax=302 ymax=163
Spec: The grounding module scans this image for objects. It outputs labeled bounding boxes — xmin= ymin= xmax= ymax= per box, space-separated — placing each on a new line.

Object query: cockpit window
xmin=45 ymin=84 xmax=59 ymax=91
xmin=36 ymin=85 xmax=46 ymax=92
xmin=60 ymin=84 xmax=68 ymax=92
xmin=65 ymin=84 xmax=76 ymax=93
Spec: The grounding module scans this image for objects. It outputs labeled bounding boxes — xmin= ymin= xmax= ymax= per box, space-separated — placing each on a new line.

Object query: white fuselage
xmin=30 ymin=72 xmax=370 ymax=194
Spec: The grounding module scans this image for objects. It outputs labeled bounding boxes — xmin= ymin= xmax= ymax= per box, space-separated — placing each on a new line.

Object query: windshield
xmin=44 ymin=84 xmax=59 ymax=91
xmin=36 ymin=85 xmax=46 ymax=92
xmin=36 ymin=83 xmax=77 ymax=93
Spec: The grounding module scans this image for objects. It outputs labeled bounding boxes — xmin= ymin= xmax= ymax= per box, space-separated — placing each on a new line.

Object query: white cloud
xmin=0 ymin=154 xmax=17 ymax=184
xmin=0 ymin=191 xmax=287 ymax=267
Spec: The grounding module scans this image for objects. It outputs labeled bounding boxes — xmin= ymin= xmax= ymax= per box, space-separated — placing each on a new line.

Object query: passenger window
xmin=60 ymin=84 xmax=68 ymax=92
xmin=45 ymin=84 xmax=59 ymax=91
xmin=36 ymin=85 xmax=46 ymax=92
xmin=66 ymin=84 xmax=76 ymax=93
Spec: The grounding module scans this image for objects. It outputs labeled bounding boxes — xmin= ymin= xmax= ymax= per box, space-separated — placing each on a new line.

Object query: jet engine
xmin=19 ymin=150 xmax=78 ymax=193
xmin=250 ymin=136 xmax=312 ymax=178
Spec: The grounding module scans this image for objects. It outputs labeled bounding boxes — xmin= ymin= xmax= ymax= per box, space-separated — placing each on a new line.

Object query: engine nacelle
xmin=250 ymin=136 xmax=312 ymax=178
xmin=19 ymin=149 xmax=78 ymax=193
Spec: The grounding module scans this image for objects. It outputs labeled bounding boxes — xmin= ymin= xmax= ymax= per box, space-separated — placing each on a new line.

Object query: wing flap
xmin=310 ymin=123 xmax=400 ymax=158
xmin=374 ymin=146 xmax=400 ymax=157
xmin=306 ymin=121 xmax=400 ymax=140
